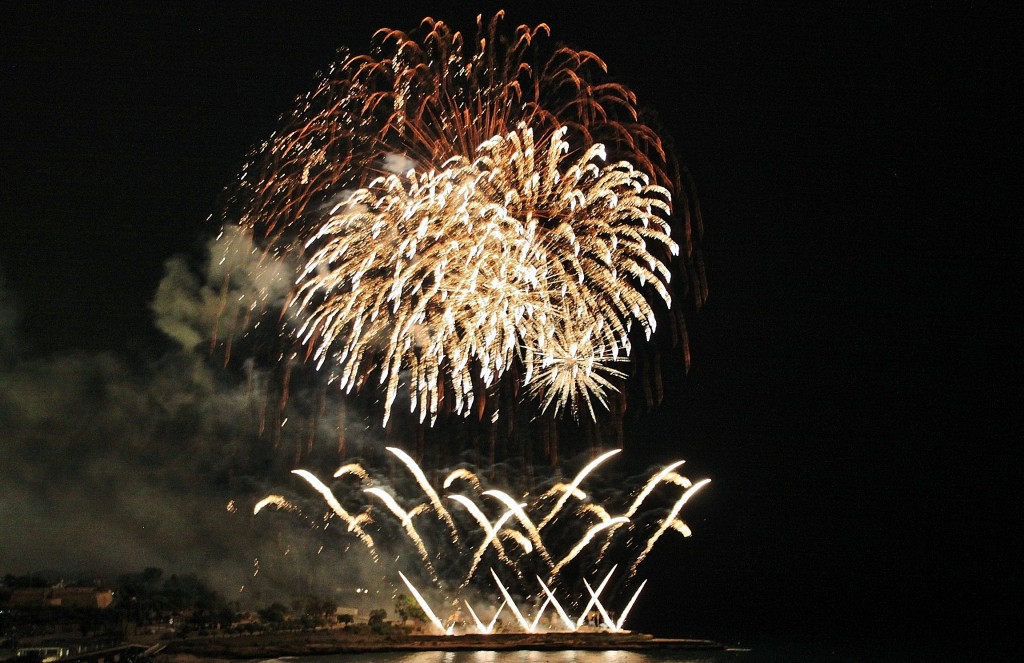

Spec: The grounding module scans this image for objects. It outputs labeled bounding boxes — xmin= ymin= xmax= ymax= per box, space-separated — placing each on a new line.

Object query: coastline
xmin=155 ymin=631 xmax=724 ymax=660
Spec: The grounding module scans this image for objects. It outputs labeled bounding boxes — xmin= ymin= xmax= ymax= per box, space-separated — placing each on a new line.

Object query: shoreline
xmin=155 ymin=631 xmax=724 ymax=659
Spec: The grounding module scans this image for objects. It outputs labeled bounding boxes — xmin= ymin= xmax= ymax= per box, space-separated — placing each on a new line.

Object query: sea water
xmin=281 ymin=642 xmax=918 ymax=663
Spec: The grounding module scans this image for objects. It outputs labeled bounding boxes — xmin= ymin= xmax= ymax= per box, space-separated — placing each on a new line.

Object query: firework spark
xmin=221 ymin=12 xmax=704 ymax=428
xmin=539 ymin=448 xmax=620 ymax=529
xmin=629 ymin=478 xmax=711 ymax=577
xmin=537 ymin=576 xmax=577 ymax=631
xmin=386 ymin=446 xmax=459 ymax=542
xmin=616 ymin=578 xmax=649 ymax=631
xmin=490 ymin=568 xmax=533 ymax=632
xmin=254 ymin=449 xmax=708 ymax=633
xmin=290 ymin=469 xmax=376 ymax=558
xmin=399 ymin=571 xmax=447 ymax=634
xmin=448 ymin=494 xmax=511 ymax=564
xmin=575 ymin=564 xmax=618 ymax=628
xmin=549 ymin=516 xmax=628 ymax=580
xmin=364 ymin=487 xmax=435 ymax=579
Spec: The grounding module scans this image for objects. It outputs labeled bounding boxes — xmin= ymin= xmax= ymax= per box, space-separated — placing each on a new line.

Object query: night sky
xmin=1 ymin=1 xmax=1017 ymax=653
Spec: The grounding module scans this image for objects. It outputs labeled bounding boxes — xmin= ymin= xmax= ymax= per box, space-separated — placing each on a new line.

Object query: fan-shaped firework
xmin=221 ymin=12 xmax=704 ymax=426
xmin=253 ymin=447 xmax=710 ymax=634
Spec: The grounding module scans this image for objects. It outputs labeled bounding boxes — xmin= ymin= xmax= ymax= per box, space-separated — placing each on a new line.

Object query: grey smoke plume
xmin=151 ymin=227 xmax=295 ymax=351
xmin=0 ymin=248 xmax=379 ymax=603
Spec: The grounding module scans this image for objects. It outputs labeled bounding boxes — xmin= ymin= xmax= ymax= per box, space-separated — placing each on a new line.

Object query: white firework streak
xmin=481 ymin=487 xmax=552 ymax=565
xmin=291 ymin=469 xmax=377 ymax=559
xmin=364 ymin=487 xmax=436 ymax=579
xmin=583 ymin=578 xmax=617 ymax=631
xmin=387 ymin=446 xmax=460 ymax=542
xmin=253 ymin=494 xmax=296 ymax=514
xmin=669 ymin=519 xmax=693 ymax=536
xmin=578 ymin=503 xmax=614 ymax=521
xmin=629 ymin=478 xmax=712 ymax=577
xmin=530 ymin=596 xmax=552 ymax=631
xmin=443 ymin=468 xmax=482 ymax=492
xmin=333 ymin=463 xmax=371 ymax=481
xmin=464 ymin=599 xmax=505 ymax=634
xmin=461 ymin=508 xmax=519 ymax=588
xmin=490 ymin=568 xmax=532 ymax=632
xmin=549 ymin=516 xmax=628 ymax=580
xmin=598 ymin=461 xmax=689 ymax=558
xmin=539 ymin=448 xmax=620 ymax=530
xmin=499 ymin=528 xmax=533 ymax=554
xmin=398 ymin=571 xmax=447 ymax=634
xmin=615 ymin=578 xmax=648 ymax=631
xmin=536 ymin=576 xmax=577 ymax=631
xmin=539 ymin=482 xmax=586 ymax=502
xmin=575 ymin=564 xmax=617 ymax=627
xmin=624 ymin=461 xmax=689 ymax=519
xmin=483 ymin=489 xmax=552 ymax=565
xmin=465 ymin=600 xmax=488 ymax=634
xmin=447 ymin=494 xmax=510 ymax=563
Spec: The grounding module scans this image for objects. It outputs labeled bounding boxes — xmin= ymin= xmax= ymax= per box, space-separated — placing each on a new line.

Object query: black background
xmin=1 ymin=1 xmax=1018 ymax=651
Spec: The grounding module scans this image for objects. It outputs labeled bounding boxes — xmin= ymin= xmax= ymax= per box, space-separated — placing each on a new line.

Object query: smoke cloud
xmin=0 ymin=247 xmax=379 ymax=603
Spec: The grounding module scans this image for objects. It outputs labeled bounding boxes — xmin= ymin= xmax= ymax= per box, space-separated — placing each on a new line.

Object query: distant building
xmin=7 ymin=586 xmax=114 ymax=609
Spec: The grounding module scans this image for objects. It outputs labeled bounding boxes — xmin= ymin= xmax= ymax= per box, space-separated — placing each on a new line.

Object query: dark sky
xmin=1 ymin=0 xmax=1018 ymax=652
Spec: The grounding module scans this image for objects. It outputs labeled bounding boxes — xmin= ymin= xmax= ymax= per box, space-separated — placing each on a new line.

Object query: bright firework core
xmin=296 ymin=124 xmax=676 ymax=425
xmin=255 ymin=447 xmax=709 ymax=635
xmin=218 ymin=12 xmax=705 ymax=429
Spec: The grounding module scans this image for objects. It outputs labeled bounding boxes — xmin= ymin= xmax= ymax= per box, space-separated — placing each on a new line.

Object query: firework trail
xmin=364 ymin=487 xmax=435 ymax=579
xmin=539 ymin=448 xmax=620 ymax=529
xmin=386 ymin=446 xmax=460 ymax=542
xmin=334 ymin=463 xmax=370 ymax=481
xmin=220 ymin=12 xmax=705 ymax=430
xmin=447 ymin=494 xmax=511 ymax=564
xmin=597 ymin=460 xmax=689 ymax=558
xmin=583 ymin=578 xmax=617 ymax=631
xmin=443 ymin=468 xmax=483 ymax=493
xmin=499 ymin=529 xmax=534 ymax=555
xmin=615 ymin=578 xmax=648 ymax=630
xmin=465 ymin=599 xmax=505 ymax=634
xmin=254 ymin=450 xmax=708 ymax=633
xmin=575 ymin=564 xmax=618 ymax=628
xmin=669 ymin=519 xmax=693 ymax=536
xmin=252 ymin=494 xmax=298 ymax=515
xmin=399 ymin=571 xmax=447 ymax=634
xmin=460 ymin=508 xmax=520 ymax=589
xmin=483 ymin=489 xmax=552 ymax=565
xmin=537 ymin=576 xmax=577 ymax=631
xmin=530 ymin=596 xmax=553 ymax=631
xmin=290 ymin=469 xmax=377 ymax=559
xmin=629 ymin=478 xmax=711 ymax=577
xmin=490 ymin=568 xmax=533 ymax=632
xmin=540 ymin=483 xmax=586 ymax=502
xmin=624 ymin=461 xmax=689 ymax=519
xmin=577 ymin=503 xmax=615 ymax=523
xmin=548 ymin=516 xmax=628 ymax=581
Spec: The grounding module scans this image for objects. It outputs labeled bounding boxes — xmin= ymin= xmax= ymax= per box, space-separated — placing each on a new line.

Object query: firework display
xmin=219 ymin=12 xmax=705 ymax=427
xmin=256 ymin=446 xmax=709 ymax=634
